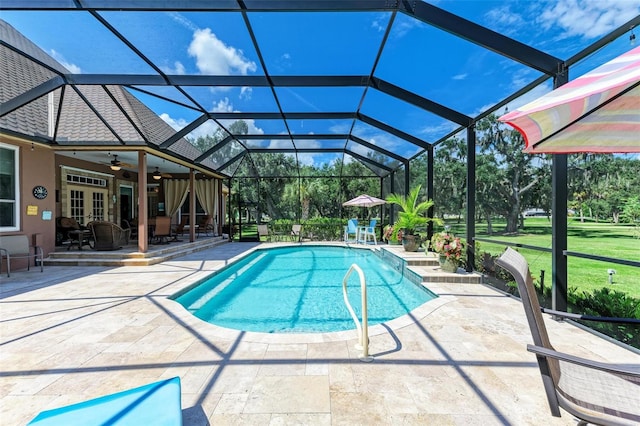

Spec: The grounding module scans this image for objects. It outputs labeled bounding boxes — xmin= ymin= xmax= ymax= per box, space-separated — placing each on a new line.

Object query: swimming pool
xmin=171 ymin=245 xmax=436 ymax=333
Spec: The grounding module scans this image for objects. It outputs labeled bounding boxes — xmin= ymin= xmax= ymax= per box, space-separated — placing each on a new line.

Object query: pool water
xmin=171 ymin=245 xmax=436 ymax=333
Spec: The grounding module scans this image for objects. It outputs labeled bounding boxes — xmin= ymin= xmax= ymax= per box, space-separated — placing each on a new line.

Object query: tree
xmin=621 ymin=196 xmax=640 ymax=224
xmin=476 ymin=114 xmax=544 ymax=233
xmin=433 ymin=138 xmax=466 ymax=221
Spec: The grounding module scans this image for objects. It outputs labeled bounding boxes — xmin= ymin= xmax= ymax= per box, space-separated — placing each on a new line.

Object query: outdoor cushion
xmin=27 ymin=376 xmax=182 ymax=426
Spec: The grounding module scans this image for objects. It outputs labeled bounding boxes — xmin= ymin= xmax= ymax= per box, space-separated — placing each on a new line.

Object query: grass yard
xmin=456 ymin=218 xmax=640 ymax=299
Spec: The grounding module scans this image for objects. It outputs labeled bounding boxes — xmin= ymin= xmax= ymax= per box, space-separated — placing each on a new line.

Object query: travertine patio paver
xmin=1 ymin=242 xmax=638 ymax=425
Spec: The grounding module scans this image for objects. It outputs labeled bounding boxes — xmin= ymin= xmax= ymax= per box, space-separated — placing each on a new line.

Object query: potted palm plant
xmin=386 ymin=185 xmax=441 ymax=252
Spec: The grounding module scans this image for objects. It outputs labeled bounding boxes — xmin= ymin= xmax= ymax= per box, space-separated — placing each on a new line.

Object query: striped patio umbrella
xmin=498 ymin=45 xmax=640 ymax=154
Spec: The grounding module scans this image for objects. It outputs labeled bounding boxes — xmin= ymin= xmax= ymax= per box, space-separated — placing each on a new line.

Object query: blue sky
xmin=2 ymin=1 xmax=639 ymax=168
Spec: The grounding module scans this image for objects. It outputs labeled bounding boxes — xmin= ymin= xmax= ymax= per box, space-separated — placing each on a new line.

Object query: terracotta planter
xmin=438 ymin=254 xmax=458 ymax=273
xmin=402 ymin=234 xmax=420 ymax=252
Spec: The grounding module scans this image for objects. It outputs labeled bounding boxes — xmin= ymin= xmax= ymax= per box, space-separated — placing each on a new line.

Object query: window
xmin=0 ymin=143 xmax=19 ymax=231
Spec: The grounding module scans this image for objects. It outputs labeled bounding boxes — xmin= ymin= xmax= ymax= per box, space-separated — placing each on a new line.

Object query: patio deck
xmin=1 ymin=242 xmax=637 ymax=425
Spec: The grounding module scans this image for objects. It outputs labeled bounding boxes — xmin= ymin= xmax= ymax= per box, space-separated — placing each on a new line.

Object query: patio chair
xmin=344 ymin=219 xmax=358 ymax=243
xmin=87 ymin=221 xmax=130 ymax=251
xmin=174 ymin=216 xmax=188 ymax=237
xmin=258 ymin=224 xmax=271 ymax=242
xmin=121 ymin=219 xmax=138 ymax=241
xmin=291 ymin=224 xmax=302 ymax=242
xmin=495 ymin=247 xmax=640 ymax=425
xmin=152 ymin=216 xmax=173 ymax=244
xmin=198 ymin=215 xmax=213 ymax=237
xmin=358 ymin=219 xmax=377 ymax=245
xmin=56 ymin=216 xmax=85 ymax=245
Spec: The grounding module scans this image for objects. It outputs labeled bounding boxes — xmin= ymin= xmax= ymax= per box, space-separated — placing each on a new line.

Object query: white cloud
xmin=484 ymin=5 xmax=527 ymax=38
xmin=188 ymin=28 xmax=257 ymax=75
xmin=159 ymin=113 xmax=189 ymax=131
xmin=392 ymin=16 xmax=422 ymax=39
xmin=160 ymin=61 xmax=186 ymax=75
xmin=166 ymin=12 xmax=199 ymax=32
xmin=371 ymin=13 xmax=388 ymax=32
xmin=50 ymin=49 xmax=81 ymax=73
xmin=538 ymin=0 xmax=640 ymax=39
xmin=452 ymin=73 xmax=467 ymax=81
xmin=239 ymin=87 xmax=253 ymax=100
xmin=212 ymin=97 xmax=234 ymax=113
xmin=188 ymin=120 xmax=222 ymax=140
xmin=160 ymin=113 xmax=220 ymax=140
xmin=268 ymin=138 xmax=295 ymax=149
xmin=296 ymin=153 xmax=317 ymax=166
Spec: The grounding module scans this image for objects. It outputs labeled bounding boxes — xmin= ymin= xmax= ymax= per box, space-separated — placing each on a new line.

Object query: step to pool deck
xmin=379 ymin=245 xmax=482 ymax=284
xmin=43 ymin=237 xmax=227 ymax=267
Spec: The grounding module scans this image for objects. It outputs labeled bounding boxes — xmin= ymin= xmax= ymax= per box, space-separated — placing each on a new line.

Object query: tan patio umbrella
xmin=342 ymin=194 xmax=387 ymax=208
xmin=343 ymin=194 xmax=386 ymax=220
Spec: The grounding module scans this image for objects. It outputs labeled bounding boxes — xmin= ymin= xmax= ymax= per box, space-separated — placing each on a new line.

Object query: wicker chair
xmin=87 ymin=221 xmax=130 ymax=251
xmin=496 ymin=247 xmax=640 ymax=425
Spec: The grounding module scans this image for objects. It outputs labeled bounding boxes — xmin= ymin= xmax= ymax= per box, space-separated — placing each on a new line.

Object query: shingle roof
xmin=0 ymin=19 xmax=217 ymax=171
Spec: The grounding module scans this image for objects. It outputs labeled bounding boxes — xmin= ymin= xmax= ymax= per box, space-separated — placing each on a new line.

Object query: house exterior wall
xmin=1 ymin=137 xmax=56 ymax=272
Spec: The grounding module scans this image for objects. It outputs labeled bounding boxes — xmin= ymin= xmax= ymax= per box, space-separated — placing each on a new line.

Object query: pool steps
xmin=378 ymin=246 xmax=482 ymax=285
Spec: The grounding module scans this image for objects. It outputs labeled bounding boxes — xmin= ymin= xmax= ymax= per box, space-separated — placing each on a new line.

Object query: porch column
xmin=137 ymin=151 xmax=148 ymax=253
xmin=189 ymin=170 xmax=196 ymax=242
xmin=217 ymin=179 xmax=223 ymax=236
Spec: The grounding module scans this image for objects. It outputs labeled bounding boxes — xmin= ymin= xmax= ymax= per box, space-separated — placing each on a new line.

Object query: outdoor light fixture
xmin=631 ymin=26 xmax=636 ymax=45
xmin=152 ymin=167 xmax=162 ymax=180
xmin=110 ymin=155 xmax=122 ymax=171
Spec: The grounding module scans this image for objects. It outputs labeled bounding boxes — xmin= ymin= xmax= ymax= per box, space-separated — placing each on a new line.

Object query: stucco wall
xmin=1 ymin=138 xmax=55 ymax=272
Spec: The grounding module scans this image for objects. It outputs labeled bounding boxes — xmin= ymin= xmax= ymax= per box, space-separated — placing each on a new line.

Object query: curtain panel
xmin=164 ymin=179 xmax=189 ymax=217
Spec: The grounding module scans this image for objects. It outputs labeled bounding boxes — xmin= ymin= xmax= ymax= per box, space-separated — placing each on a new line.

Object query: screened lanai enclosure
xmin=1 ymin=2 xmax=639 ymax=317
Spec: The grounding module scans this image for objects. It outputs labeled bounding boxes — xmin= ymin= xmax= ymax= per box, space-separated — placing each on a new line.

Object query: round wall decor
xmin=32 ymin=185 xmax=48 ymax=199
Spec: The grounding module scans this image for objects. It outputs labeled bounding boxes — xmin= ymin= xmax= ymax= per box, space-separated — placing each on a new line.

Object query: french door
xmin=67 ymin=185 xmax=108 ymax=226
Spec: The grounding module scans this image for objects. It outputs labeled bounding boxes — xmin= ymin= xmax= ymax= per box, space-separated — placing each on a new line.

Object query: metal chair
xmin=152 ymin=216 xmax=172 ymax=245
xmin=291 ymin=224 xmax=302 ymax=242
xmin=197 ymin=215 xmax=213 ymax=237
xmin=496 ymin=247 xmax=640 ymax=426
xmin=258 ymin=224 xmax=271 ymax=242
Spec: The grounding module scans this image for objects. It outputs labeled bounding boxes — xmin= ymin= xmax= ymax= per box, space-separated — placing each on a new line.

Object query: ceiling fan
xmin=151 ymin=166 xmax=173 ymax=180
xmin=101 ymin=154 xmax=135 ymax=171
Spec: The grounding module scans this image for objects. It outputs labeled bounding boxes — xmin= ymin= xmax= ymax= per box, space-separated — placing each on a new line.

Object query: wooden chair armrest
xmin=527 ymin=344 xmax=640 ymax=376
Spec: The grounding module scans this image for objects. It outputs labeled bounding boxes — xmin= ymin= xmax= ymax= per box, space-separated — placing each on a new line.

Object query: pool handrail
xmin=342 ymin=263 xmax=374 ymax=362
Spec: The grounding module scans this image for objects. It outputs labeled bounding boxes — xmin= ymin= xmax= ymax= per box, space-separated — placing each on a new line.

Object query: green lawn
xmin=452 ymin=218 xmax=640 ymax=299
